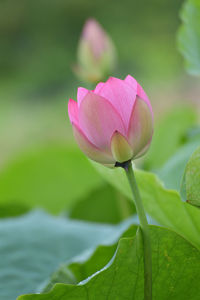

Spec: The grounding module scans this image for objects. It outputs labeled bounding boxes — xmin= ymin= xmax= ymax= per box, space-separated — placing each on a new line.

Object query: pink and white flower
xmin=68 ymin=75 xmax=153 ymax=167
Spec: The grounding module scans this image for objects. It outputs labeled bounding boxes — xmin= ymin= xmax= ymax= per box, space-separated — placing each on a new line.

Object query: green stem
xmin=124 ymin=162 xmax=152 ymax=300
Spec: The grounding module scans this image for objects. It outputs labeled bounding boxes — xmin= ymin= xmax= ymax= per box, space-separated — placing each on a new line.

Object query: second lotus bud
xmin=75 ymin=19 xmax=117 ymax=83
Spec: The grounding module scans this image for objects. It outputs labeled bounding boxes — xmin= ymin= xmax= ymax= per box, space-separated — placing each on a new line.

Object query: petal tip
xmin=77 ymin=87 xmax=89 ymax=106
xmin=68 ymin=98 xmax=78 ymax=125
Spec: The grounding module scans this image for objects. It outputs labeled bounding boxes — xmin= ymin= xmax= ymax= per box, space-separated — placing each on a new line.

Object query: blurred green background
xmin=0 ymin=0 xmax=199 ymax=216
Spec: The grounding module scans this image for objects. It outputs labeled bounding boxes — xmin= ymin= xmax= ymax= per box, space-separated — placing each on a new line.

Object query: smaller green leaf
xmin=185 ymin=146 xmax=200 ymax=206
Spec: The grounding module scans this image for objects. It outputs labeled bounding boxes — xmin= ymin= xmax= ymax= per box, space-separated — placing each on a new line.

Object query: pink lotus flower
xmin=68 ymin=75 xmax=153 ymax=167
xmin=75 ymin=18 xmax=116 ymax=83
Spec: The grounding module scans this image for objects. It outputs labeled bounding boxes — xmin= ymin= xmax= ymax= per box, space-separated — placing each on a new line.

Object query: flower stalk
xmin=123 ymin=161 xmax=152 ymax=300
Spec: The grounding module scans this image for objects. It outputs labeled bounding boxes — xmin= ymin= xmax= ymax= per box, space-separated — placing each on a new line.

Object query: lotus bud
xmin=68 ymin=75 xmax=153 ymax=167
xmin=74 ymin=18 xmax=117 ymax=83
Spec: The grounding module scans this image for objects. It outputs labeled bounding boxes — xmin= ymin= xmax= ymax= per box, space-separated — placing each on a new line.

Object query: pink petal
xmin=79 ymin=91 xmax=126 ymax=152
xmin=127 ymin=97 xmax=153 ymax=157
xmin=73 ymin=123 xmax=114 ymax=164
xmin=96 ymin=77 xmax=137 ymax=131
xmin=77 ymin=87 xmax=89 ymax=107
xmin=124 ymin=75 xmax=137 ymax=92
xmin=94 ymin=82 xmax=105 ymax=93
xmin=125 ymin=75 xmax=153 ymax=115
xmin=68 ymin=98 xmax=79 ymax=126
